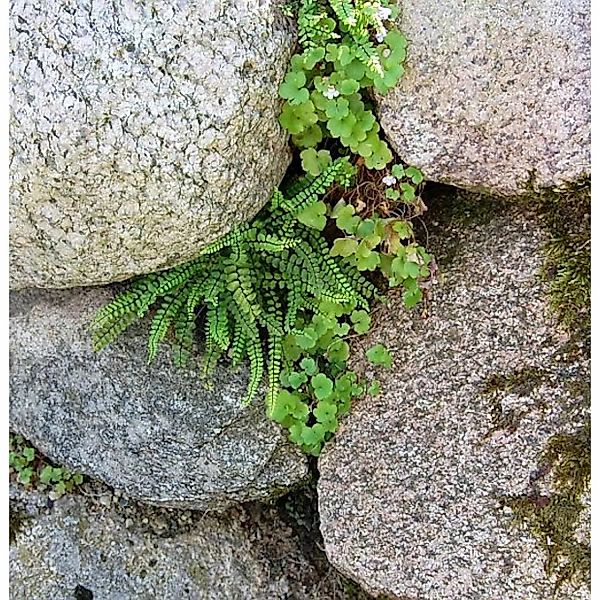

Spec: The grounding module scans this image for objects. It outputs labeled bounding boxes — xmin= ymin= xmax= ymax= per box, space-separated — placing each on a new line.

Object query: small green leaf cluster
xmin=279 ymin=0 xmax=407 ymax=170
xmin=291 ymin=160 xmax=431 ymax=308
xmin=271 ymin=301 xmax=392 ymax=455
xmin=329 ymin=164 xmax=431 ymax=307
xmin=9 ymin=434 xmax=84 ymax=499
xmin=383 ymin=163 xmax=424 ymax=202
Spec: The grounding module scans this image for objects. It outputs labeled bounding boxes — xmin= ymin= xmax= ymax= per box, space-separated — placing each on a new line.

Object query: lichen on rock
xmin=317 ymin=196 xmax=590 ymax=600
xmin=9 ymin=0 xmax=295 ymax=289
xmin=9 ymin=286 xmax=308 ymax=511
xmin=376 ymin=0 xmax=590 ymax=196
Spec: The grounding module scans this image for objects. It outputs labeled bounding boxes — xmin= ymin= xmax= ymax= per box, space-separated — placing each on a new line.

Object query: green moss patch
xmin=535 ymin=179 xmax=590 ymax=338
xmin=480 ymin=368 xmax=549 ymax=437
xmin=502 ymin=421 xmax=590 ymax=592
xmin=486 ymin=180 xmax=591 ymax=586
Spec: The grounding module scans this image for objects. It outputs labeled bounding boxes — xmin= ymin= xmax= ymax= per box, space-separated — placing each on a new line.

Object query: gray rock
xmin=377 ymin=0 xmax=590 ymax=195
xmin=318 ymin=199 xmax=590 ymax=599
xmin=9 ymin=486 xmax=337 ymax=600
xmin=9 ymin=286 xmax=307 ymax=510
xmin=10 ymin=0 xmax=294 ymax=290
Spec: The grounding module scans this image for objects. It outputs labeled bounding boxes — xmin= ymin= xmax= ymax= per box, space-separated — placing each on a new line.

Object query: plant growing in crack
xmin=91 ymin=1 xmax=432 ymax=455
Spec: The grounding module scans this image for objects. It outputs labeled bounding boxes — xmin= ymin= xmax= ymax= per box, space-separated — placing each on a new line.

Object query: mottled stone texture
xmin=10 ymin=486 xmax=326 ymax=600
xmin=10 ymin=0 xmax=294 ymax=290
xmin=9 ymin=287 xmax=307 ymax=510
xmin=318 ymin=200 xmax=590 ymax=599
xmin=377 ymin=0 xmax=590 ymax=195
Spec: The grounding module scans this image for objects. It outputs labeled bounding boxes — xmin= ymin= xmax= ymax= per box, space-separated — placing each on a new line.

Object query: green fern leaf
xmin=243 ymin=332 xmax=264 ymax=406
xmin=265 ymin=325 xmax=284 ymax=417
xmin=147 ymin=293 xmax=188 ymax=364
xmin=230 ymin=318 xmax=248 ymax=369
xmin=172 ymin=302 xmax=196 ymax=368
xmin=281 ymin=157 xmax=354 ymax=216
xmin=206 ymin=300 xmax=231 ymax=352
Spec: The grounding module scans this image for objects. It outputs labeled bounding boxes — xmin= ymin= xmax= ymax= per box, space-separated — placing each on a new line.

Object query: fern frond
xmin=336 ymin=256 xmax=381 ymax=302
xmin=270 ymin=189 xmax=285 ymax=209
xmin=190 ymin=266 xmax=224 ymax=309
xmin=94 ymin=261 xmax=206 ymax=349
xmin=206 ymin=300 xmax=231 ymax=352
xmin=298 ymin=0 xmax=338 ymax=48
xmin=225 ymin=301 xmax=264 ymax=405
xmin=201 ymin=338 xmax=225 ymax=380
xmin=265 ymin=325 xmax=284 ymax=417
xmin=196 ymin=224 xmax=250 ymax=257
xmin=328 ymin=0 xmax=356 ymax=27
xmin=261 ymin=284 xmax=285 ymax=338
xmin=92 ymin=311 xmax=139 ymax=352
xmin=281 ymin=158 xmax=351 ymax=215
xmin=351 ymin=33 xmax=384 ymax=77
xmin=284 ymin=285 xmax=304 ymax=330
xmin=245 ymin=232 xmax=299 ymax=253
xmin=230 ymin=317 xmax=248 ymax=369
xmin=147 ymin=292 xmax=188 ymax=364
xmin=172 ymin=302 xmax=196 ymax=368
xmin=153 ymin=259 xmax=204 ymax=295
xmin=91 ymin=276 xmax=158 ymax=342
xmin=186 ymin=280 xmax=205 ymax=321
xmin=243 ymin=331 xmax=264 ymax=406
xmin=224 ymin=255 xmax=261 ymax=322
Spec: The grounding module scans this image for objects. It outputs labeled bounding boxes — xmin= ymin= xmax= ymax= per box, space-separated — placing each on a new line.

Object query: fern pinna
xmin=91 ymin=158 xmax=377 ymax=417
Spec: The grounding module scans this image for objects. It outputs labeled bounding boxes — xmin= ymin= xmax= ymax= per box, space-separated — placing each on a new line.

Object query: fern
xmin=328 ymin=0 xmax=357 ymax=27
xmin=280 ymin=159 xmax=353 ymax=215
xmin=91 ymin=157 xmax=376 ymax=414
xmin=295 ymin=0 xmax=387 ymax=76
xmin=298 ymin=0 xmax=338 ymax=49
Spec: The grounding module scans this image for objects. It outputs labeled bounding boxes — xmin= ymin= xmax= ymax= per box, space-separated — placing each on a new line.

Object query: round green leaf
xmin=300 ymin=148 xmax=332 ymax=177
xmin=327 ymin=339 xmax=350 ymax=362
xmin=300 ymin=357 xmax=318 ymax=375
xmin=350 ymin=310 xmax=371 ymax=334
xmin=279 ymin=71 xmax=309 ymax=105
xmin=311 ymin=373 xmax=334 ymax=400
xmin=330 ymin=238 xmax=359 ymax=257
xmin=297 ymin=201 xmax=327 ymax=231
xmin=366 ymin=343 xmax=393 ymax=368
xmin=339 ymin=79 xmax=360 ymax=95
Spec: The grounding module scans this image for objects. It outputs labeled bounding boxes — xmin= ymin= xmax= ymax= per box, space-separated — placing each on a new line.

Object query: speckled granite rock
xmin=377 ymin=0 xmax=590 ymax=195
xmin=9 ymin=287 xmax=307 ymax=510
xmin=318 ymin=199 xmax=590 ymax=599
xmin=9 ymin=484 xmax=342 ymax=600
xmin=10 ymin=0 xmax=294 ymax=290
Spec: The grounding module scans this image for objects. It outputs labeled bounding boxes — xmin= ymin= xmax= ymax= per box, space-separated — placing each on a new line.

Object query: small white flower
xmin=382 ymin=175 xmax=397 ymax=186
xmin=376 ymin=30 xmax=387 ymax=43
xmin=323 ymin=86 xmax=340 ymax=100
xmin=377 ymin=7 xmax=392 ymax=21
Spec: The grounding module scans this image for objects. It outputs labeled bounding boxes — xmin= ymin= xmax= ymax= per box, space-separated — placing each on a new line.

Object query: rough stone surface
xmin=9 ymin=483 xmax=356 ymax=600
xmin=9 ymin=286 xmax=308 ymax=511
xmin=318 ymin=198 xmax=590 ymax=599
xmin=10 ymin=0 xmax=294 ymax=290
xmin=377 ymin=0 xmax=590 ymax=195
